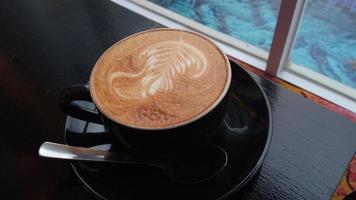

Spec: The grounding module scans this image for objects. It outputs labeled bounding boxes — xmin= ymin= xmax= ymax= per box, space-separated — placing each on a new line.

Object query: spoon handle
xmin=38 ymin=142 xmax=161 ymax=167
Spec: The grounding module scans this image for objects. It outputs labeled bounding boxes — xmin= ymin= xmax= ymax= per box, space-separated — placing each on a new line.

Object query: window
xmin=125 ymin=0 xmax=282 ymax=68
xmin=148 ymin=0 xmax=281 ymax=52
xmin=287 ymin=0 xmax=356 ymax=98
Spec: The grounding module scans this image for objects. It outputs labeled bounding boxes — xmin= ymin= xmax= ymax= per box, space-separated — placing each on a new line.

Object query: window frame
xmin=268 ymin=0 xmax=356 ymax=101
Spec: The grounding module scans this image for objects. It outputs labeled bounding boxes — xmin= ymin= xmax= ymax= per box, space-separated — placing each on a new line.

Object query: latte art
xmin=108 ymin=41 xmax=208 ymax=99
xmin=90 ymin=29 xmax=230 ymax=128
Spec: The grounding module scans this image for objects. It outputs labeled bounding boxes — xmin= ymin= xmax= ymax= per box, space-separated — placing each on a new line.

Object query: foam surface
xmin=90 ymin=29 xmax=229 ymax=128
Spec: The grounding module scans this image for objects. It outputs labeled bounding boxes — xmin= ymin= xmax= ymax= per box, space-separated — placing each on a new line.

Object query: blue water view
xmin=149 ymin=0 xmax=356 ymax=89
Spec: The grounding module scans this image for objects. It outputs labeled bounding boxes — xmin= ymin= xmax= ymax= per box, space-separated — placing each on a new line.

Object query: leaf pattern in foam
xmin=109 ymin=40 xmax=208 ymax=99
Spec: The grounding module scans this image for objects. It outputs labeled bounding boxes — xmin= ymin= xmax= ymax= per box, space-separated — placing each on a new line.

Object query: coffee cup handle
xmin=59 ymin=84 xmax=103 ymax=124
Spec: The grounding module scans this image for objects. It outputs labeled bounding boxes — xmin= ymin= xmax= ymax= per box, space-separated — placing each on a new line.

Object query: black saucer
xmin=64 ymin=61 xmax=272 ymax=199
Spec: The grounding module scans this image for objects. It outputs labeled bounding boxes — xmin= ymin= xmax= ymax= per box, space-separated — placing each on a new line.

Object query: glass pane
xmin=148 ymin=0 xmax=281 ymax=51
xmin=290 ymin=0 xmax=356 ymax=89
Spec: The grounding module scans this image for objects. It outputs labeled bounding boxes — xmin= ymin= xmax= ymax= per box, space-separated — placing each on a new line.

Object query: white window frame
xmin=112 ymin=0 xmax=356 ymax=112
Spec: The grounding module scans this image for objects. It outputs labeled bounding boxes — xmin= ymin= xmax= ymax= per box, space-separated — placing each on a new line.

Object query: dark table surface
xmin=0 ymin=0 xmax=355 ymax=199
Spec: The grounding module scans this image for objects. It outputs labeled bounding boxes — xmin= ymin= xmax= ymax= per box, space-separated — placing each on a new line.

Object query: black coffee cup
xmin=59 ymin=29 xmax=231 ymax=155
xmin=59 ymin=82 xmax=230 ymax=155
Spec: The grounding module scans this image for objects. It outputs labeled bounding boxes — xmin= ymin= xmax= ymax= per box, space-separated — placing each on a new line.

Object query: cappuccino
xmin=90 ymin=29 xmax=230 ymax=129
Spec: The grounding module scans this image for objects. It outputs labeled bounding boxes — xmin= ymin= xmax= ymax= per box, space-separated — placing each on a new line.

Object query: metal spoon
xmin=39 ymin=142 xmax=227 ymax=184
